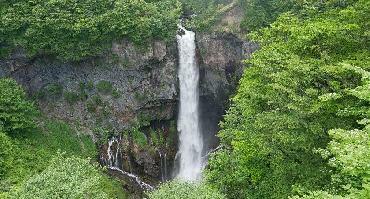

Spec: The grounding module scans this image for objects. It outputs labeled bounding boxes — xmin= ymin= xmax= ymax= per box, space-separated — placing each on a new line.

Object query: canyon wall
xmin=0 ymin=6 xmax=257 ymax=192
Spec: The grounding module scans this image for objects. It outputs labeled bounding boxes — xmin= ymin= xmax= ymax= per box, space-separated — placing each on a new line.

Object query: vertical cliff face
xmin=0 ymin=9 xmax=257 ymax=190
xmin=196 ymin=34 xmax=258 ymax=154
xmin=0 ymin=40 xmax=178 ymax=132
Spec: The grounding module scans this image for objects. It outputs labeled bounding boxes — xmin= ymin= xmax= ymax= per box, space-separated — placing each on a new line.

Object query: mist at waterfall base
xmin=175 ymin=26 xmax=204 ymax=181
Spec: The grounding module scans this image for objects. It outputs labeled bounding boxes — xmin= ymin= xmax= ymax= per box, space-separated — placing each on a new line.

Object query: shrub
xmin=1 ymin=0 xmax=181 ymax=60
xmin=131 ymin=127 xmax=148 ymax=148
xmin=0 ymin=131 xmax=13 ymax=178
xmin=12 ymin=154 xmax=109 ymax=199
xmin=45 ymin=83 xmax=63 ymax=97
xmin=147 ymin=180 xmax=225 ymax=199
xmin=96 ymin=81 xmax=113 ymax=94
xmin=112 ymin=89 xmax=121 ymax=99
xmin=0 ymin=78 xmax=38 ymax=134
xmin=64 ymin=91 xmax=81 ymax=105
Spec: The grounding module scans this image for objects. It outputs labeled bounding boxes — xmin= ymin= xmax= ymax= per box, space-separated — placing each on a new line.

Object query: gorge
xmin=1 ymin=1 xmax=368 ymax=198
xmin=0 ymin=1 xmax=258 ymax=197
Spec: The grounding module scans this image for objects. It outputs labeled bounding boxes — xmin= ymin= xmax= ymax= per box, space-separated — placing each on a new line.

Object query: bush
xmin=0 ymin=131 xmax=13 ymax=178
xmin=147 ymin=180 xmax=225 ymax=199
xmin=131 ymin=127 xmax=148 ymax=148
xmin=0 ymin=78 xmax=38 ymax=134
xmin=96 ymin=80 xmax=113 ymax=94
xmin=1 ymin=0 xmax=181 ymax=60
xmin=64 ymin=91 xmax=81 ymax=105
xmin=12 ymin=154 xmax=109 ymax=199
xmin=206 ymin=1 xmax=369 ymax=198
xmin=45 ymin=83 xmax=63 ymax=97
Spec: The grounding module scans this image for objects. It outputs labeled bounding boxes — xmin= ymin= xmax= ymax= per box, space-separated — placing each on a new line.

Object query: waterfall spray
xmin=176 ymin=26 xmax=203 ymax=181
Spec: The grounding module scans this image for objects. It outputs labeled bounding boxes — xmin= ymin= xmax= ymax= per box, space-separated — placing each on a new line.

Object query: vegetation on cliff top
xmin=0 ymin=0 xmax=181 ymax=60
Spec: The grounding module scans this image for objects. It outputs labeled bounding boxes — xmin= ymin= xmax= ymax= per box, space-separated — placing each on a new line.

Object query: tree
xmin=0 ymin=0 xmax=181 ymax=60
xmin=206 ymin=0 xmax=369 ymax=198
xmin=147 ymin=180 xmax=225 ymax=199
xmin=12 ymin=154 xmax=110 ymax=199
xmin=0 ymin=78 xmax=38 ymax=135
xmin=0 ymin=130 xmax=13 ymax=178
xmin=291 ymin=124 xmax=370 ymax=199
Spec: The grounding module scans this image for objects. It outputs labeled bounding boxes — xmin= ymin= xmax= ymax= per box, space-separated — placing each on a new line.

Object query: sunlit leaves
xmin=1 ymin=0 xmax=181 ymax=60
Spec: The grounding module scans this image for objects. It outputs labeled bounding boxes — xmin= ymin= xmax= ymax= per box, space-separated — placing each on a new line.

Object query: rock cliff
xmin=0 ymin=8 xmax=257 ymax=192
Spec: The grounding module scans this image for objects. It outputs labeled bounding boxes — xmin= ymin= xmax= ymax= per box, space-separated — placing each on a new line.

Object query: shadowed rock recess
xmin=0 ymin=22 xmax=257 ymax=194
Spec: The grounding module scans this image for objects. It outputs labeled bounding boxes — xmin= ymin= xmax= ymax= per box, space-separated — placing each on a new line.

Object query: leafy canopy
xmin=0 ymin=78 xmax=38 ymax=135
xmin=12 ymin=154 xmax=110 ymax=199
xmin=0 ymin=130 xmax=13 ymax=178
xmin=206 ymin=0 xmax=369 ymax=198
xmin=0 ymin=0 xmax=181 ymax=60
xmin=148 ymin=180 xmax=226 ymax=199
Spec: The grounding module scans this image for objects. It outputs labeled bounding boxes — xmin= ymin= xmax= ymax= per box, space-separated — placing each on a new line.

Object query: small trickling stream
xmin=103 ymin=136 xmax=153 ymax=191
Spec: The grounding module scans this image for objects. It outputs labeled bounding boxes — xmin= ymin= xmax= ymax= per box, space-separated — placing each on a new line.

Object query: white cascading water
xmin=105 ymin=137 xmax=153 ymax=190
xmin=176 ymin=26 xmax=203 ymax=181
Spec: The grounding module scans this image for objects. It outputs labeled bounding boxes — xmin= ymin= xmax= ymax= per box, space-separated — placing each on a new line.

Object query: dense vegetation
xmin=206 ymin=0 xmax=369 ymax=198
xmin=0 ymin=0 xmax=181 ymax=60
xmin=1 ymin=0 xmax=369 ymax=198
xmin=0 ymin=78 xmax=127 ymax=198
xmin=148 ymin=180 xmax=226 ymax=199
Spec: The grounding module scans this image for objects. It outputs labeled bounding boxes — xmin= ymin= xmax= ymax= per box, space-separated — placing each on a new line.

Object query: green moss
xmin=112 ymin=89 xmax=121 ymax=99
xmin=46 ymin=83 xmax=63 ymax=97
xmin=100 ymin=173 xmax=128 ymax=199
xmin=96 ymin=80 xmax=113 ymax=94
xmin=32 ymin=89 xmax=46 ymax=100
xmin=64 ymin=91 xmax=81 ymax=105
xmin=134 ymin=91 xmax=147 ymax=102
xmin=3 ymin=120 xmax=97 ymax=189
xmin=131 ymin=127 xmax=147 ymax=148
xmin=92 ymin=95 xmax=103 ymax=106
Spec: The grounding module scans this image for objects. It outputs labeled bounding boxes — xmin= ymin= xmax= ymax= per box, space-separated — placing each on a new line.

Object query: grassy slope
xmin=0 ymin=119 xmax=127 ymax=198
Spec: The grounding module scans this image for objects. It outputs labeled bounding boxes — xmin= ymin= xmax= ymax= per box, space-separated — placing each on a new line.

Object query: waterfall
xmin=109 ymin=167 xmax=153 ymax=191
xmin=104 ymin=136 xmax=153 ymax=190
xmin=176 ymin=26 xmax=203 ymax=181
xmin=107 ymin=136 xmax=121 ymax=167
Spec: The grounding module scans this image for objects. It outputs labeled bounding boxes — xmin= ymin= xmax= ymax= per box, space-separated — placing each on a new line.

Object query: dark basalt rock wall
xmin=196 ymin=32 xmax=258 ymax=152
xmin=0 ymin=24 xmax=257 ymax=191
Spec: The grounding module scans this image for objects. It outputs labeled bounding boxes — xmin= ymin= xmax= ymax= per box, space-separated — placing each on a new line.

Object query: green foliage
xmin=131 ymin=126 xmax=148 ymax=148
xmin=2 ymin=120 xmax=97 ymax=187
xmin=206 ymin=0 xmax=370 ymax=198
xmin=0 ymin=78 xmax=38 ymax=134
xmin=150 ymin=128 xmax=165 ymax=147
xmin=112 ymin=89 xmax=121 ymax=99
xmin=148 ymin=180 xmax=226 ymax=199
xmin=181 ymin=0 xmax=236 ymax=31
xmin=292 ymin=54 xmax=370 ymax=198
xmin=100 ymin=174 xmax=128 ymax=199
xmin=45 ymin=83 xmax=63 ymax=97
xmin=12 ymin=154 xmax=109 ymax=199
xmin=292 ymin=124 xmax=370 ymax=199
xmin=240 ymin=0 xmax=361 ymax=32
xmin=0 ymin=118 xmax=127 ymax=197
xmin=0 ymin=131 xmax=13 ymax=178
xmin=240 ymin=0 xmax=297 ymax=31
xmin=86 ymin=95 xmax=104 ymax=113
xmin=64 ymin=91 xmax=81 ymax=105
xmin=96 ymin=80 xmax=113 ymax=94
xmin=1 ymin=0 xmax=181 ymax=60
